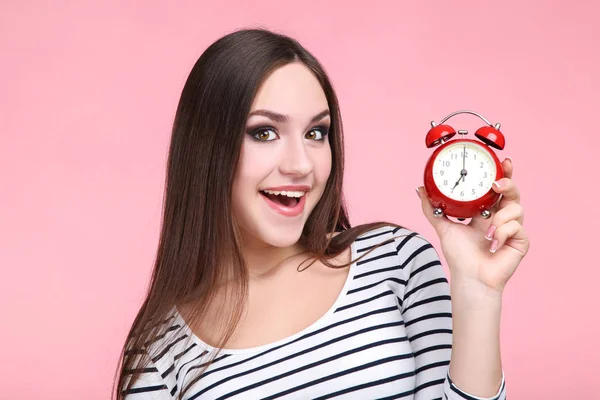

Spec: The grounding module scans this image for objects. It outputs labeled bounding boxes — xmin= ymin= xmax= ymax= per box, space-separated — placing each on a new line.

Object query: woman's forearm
xmin=448 ymin=278 xmax=504 ymax=397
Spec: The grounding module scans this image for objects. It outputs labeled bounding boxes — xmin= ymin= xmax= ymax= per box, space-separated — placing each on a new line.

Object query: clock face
xmin=432 ymin=142 xmax=497 ymax=201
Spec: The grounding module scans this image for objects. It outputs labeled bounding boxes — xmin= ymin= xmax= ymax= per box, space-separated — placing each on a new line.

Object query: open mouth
xmin=260 ymin=190 xmax=304 ymax=207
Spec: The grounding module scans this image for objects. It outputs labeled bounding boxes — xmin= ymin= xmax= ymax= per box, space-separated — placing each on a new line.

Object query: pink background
xmin=1 ymin=1 xmax=597 ymax=398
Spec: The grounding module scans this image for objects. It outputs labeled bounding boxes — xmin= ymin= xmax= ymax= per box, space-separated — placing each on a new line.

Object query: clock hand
xmin=462 ymin=145 xmax=466 ymax=182
xmin=451 ymin=167 xmax=468 ymax=193
xmin=451 ymin=147 xmax=469 ymax=193
xmin=451 ymin=174 xmax=462 ymax=193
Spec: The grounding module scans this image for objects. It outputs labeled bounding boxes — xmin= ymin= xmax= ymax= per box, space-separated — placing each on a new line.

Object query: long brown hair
xmin=114 ymin=27 xmax=403 ymax=399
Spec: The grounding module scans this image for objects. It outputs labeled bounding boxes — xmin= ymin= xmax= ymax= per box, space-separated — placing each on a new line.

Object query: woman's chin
xmin=259 ymin=227 xmax=303 ymax=249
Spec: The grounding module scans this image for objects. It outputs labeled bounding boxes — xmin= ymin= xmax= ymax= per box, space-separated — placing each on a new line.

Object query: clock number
xmin=480 ymin=162 xmax=484 ymax=168
xmin=444 ymin=180 xmax=448 ymax=186
xmin=440 ymin=170 xmax=444 ymax=176
xmin=444 ymin=161 xmax=450 ymax=167
xmin=479 ymin=182 xmax=483 ymax=187
xmin=484 ymin=172 xmax=488 ymax=178
xmin=452 ymin=153 xmax=457 ymax=160
xmin=472 ymin=189 xmax=476 ymax=195
xmin=460 ymin=190 xmax=464 ymax=197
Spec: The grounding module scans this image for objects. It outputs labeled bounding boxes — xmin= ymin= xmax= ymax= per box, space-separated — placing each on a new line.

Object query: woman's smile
xmin=259 ymin=185 xmax=310 ymax=217
xmin=260 ymin=191 xmax=306 ymax=217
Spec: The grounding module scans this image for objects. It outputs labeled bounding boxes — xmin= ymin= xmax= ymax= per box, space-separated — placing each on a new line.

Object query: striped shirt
xmin=124 ymin=225 xmax=507 ymax=399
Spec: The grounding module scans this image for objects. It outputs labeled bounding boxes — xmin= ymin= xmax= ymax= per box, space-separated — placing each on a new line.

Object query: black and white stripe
xmin=123 ymin=225 xmax=507 ymax=400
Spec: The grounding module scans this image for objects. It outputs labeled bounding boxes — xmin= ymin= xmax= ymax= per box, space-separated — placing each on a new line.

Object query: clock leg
xmin=433 ymin=208 xmax=444 ymax=218
xmin=481 ymin=209 xmax=491 ymax=219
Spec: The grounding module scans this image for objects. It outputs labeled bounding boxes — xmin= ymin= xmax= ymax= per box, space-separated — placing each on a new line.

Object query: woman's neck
xmin=241 ymin=237 xmax=307 ymax=281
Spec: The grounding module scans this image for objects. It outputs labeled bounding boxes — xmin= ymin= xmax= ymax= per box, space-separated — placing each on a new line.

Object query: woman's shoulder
xmin=353 ymin=223 xmax=430 ymax=245
xmin=352 ymin=222 xmax=439 ymax=264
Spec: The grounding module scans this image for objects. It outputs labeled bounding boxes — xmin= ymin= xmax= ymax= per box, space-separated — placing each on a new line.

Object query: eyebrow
xmin=247 ymin=109 xmax=330 ymax=124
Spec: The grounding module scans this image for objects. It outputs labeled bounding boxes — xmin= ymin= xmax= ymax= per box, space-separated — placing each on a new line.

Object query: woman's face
xmin=232 ymin=62 xmax=332 ymax=249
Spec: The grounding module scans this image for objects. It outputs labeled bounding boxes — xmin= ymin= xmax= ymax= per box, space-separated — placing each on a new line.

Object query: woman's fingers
xmin=488 ymin=219 xmax=524 ymax=254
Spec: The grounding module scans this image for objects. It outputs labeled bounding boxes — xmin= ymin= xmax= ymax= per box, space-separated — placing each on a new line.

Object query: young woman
xmin=115 ymin=28 xmax=529 ymax=400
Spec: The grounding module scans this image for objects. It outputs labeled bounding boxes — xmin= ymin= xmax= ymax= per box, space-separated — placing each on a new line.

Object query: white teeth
xmin=262 ymin=189 xmax=305 ymax=198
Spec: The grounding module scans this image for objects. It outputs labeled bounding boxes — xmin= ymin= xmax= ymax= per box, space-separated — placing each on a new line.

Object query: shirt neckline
xmin=173 ymin=239 xmax=357 ymax=355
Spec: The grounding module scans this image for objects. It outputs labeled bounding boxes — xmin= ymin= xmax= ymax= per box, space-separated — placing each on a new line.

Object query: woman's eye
xmin=306 ymin=127 xmax=329 ymax=141
xmin=248 ymin=126 xmax=328 ymax=141
xmin=251 ymin=128 xmax=278 ymax=141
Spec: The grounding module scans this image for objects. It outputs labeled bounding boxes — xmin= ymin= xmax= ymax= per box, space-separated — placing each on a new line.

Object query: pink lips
xmin=261 ymin=192 xmax=306 ymax=217
xmin=260 ymin=185 xmax=310 ymax=217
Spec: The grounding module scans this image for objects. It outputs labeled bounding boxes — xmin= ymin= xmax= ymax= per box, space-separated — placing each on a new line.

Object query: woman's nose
xmin=278 ymin=136 xmax=312 ymax=177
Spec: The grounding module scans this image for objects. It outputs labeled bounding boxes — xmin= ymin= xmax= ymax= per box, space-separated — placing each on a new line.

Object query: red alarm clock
xmin=423 ymin=110 xmax=505 ymax=220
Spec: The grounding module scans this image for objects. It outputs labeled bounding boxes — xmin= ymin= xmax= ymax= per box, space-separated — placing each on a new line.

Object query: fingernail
xmin=493 ymin=181 xmax=502 ymax=189
xmin=415 ymin=187 xmax=421 ymax=198
xmin=490 ymin=239 xmax=499 ymax=253
xmin=485 ymin=225 xmax=496 ymax=240
xmin=506 ymin=157 xmax=513 ymax=165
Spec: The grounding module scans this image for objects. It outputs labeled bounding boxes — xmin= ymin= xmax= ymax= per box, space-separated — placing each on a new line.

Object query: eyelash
xmin=247 ymin=125 xmax=330 ymax=142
